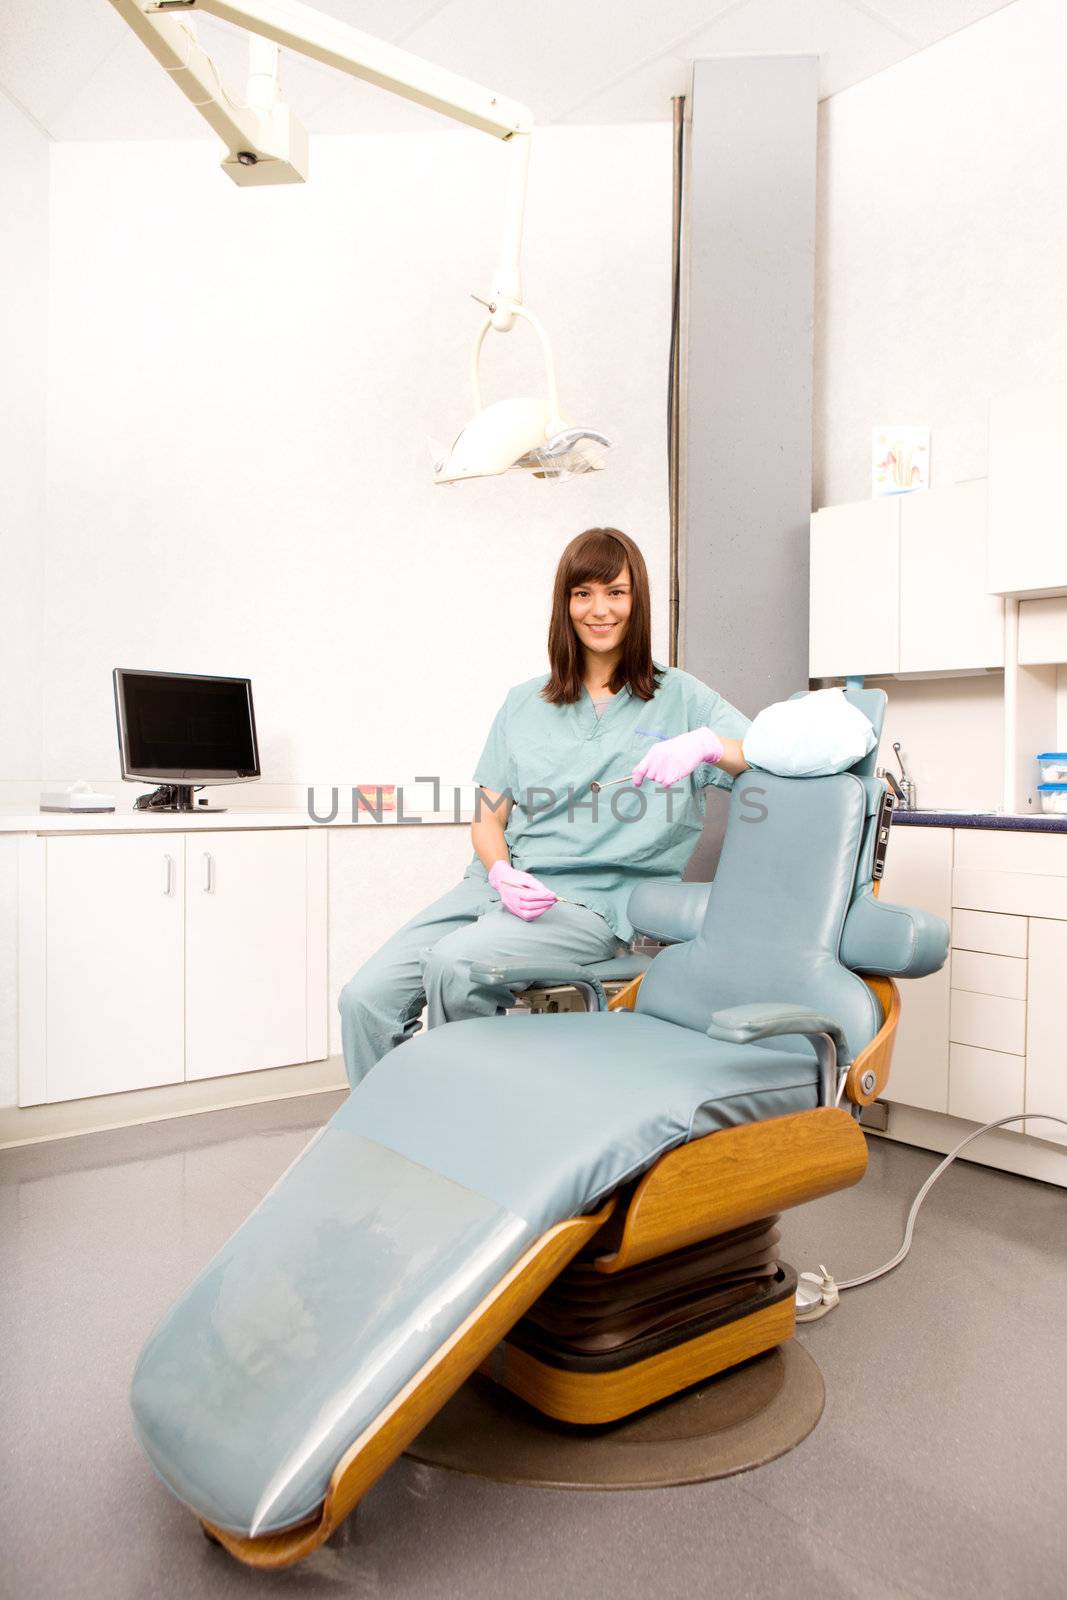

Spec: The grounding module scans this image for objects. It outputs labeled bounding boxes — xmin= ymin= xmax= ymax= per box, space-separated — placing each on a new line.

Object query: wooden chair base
xmin=483 ymin=1268 xmax=798 ymax=1426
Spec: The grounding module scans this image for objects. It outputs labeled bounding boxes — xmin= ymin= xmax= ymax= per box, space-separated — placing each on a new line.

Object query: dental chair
xmin=129 ymin=688 xmax=948 ymax=1569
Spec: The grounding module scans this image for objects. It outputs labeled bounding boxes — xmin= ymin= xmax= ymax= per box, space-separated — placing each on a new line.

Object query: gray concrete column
xmin=681 ymin=55 xmax=818 ymax=880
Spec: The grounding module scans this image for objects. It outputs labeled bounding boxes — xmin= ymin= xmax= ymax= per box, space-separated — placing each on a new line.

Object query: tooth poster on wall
xmin=872 ymin=425 xmax=930 ymax=495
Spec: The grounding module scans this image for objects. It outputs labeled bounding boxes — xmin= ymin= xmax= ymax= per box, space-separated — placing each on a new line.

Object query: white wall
xmin=39 ymin=124 xmax=671 ymax=800
xmin=0 ymin=93 xmax=49 ymax=1104
xmin=814 ymin=0 xmax=1067 ymax=508
xmin=0 ymin=91 xmax=49 ymax=799
xmin=869 ymin=674 xmax=1005 ymax=813
xmin=813 ymin=0 xmax=1066 ymax=808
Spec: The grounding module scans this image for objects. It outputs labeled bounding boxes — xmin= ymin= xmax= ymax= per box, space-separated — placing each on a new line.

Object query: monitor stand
xmin=133 ymin=784 xmax=227 ymax=813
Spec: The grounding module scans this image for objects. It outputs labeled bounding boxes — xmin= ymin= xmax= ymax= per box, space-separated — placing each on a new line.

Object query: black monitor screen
xmin=115 ymin=671 xmax=259 ymax=780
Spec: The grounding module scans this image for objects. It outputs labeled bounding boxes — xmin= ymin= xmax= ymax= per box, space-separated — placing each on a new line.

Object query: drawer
xmin=948 ymin=1044 xmax=1026 ymax=1125
xmin=950 ymin=908 xmax=1028 ymax=958
xmin=951 ymin=948 xmax=1026 ymax=999
xmin=954 ymin=830 xmax=1067 ymax=878
xmin=952 ymin=868 xmax=1067 ymax=921
xmin=949 ymin=989 xmax=1027 ymax=1056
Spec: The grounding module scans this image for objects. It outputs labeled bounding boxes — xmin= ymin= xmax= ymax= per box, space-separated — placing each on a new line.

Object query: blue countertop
xmin=892 ymin=810 xmax=1067 ymax=833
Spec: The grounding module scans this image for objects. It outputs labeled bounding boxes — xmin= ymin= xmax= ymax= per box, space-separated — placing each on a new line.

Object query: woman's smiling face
xmin=569 ymin=564 xmax=633 ymax=654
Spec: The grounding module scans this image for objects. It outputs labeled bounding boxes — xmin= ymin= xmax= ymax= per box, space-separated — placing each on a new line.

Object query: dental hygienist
xmin=338 ymin=526 xmax=750 ymax=1086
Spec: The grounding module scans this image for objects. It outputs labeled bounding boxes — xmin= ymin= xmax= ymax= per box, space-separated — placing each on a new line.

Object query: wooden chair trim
xmin=845 ymin=975 xmax=900 ymax=1106
xmin=492 ymin=1292 xmax=795 ymax=1425
xmin=594 ymin=1107 xmax=867 ymax=1276
xmin=201 ymin=1199 xmax=615 ymax=1569
xmin=607 ymin=971 xmax=646 ymax=1010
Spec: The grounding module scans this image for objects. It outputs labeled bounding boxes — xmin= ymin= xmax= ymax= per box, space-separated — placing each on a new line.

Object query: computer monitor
xmin=113 ymin=668 xmax=260 ymax=812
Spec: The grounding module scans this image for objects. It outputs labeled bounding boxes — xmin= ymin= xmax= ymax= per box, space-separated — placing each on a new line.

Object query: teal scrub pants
xmin=338 ymin=877 xmax=627 ymax=1087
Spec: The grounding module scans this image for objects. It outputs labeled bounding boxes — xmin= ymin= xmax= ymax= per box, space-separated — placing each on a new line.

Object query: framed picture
xmin=873 ymin=425 xmax=930 ymax=495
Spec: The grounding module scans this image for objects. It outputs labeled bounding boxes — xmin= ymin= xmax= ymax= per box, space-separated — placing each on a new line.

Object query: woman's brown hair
xmin=543 ymin=528 xmax=662 ymax=705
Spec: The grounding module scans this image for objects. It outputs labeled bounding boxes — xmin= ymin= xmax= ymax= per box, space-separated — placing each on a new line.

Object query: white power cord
xmin=796 ymin=1111 xmax=1067 ymax=1321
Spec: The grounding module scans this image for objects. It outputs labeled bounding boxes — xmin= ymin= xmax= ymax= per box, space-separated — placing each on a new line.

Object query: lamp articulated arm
xmin=110 ymin=0 xmax=534 ymax=314
xmin=109 ymin=0 xmax=607 ymax=483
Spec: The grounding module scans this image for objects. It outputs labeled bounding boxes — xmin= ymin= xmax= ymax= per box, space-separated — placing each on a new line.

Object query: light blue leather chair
xmin=128 ymin=688 xmax=948 ymax=1568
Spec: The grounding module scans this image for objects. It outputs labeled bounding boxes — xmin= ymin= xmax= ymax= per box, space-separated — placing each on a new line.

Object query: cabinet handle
xmin=162 ymin=853 xmax=174 ymax=897
xmin=202 ymin=852 xmax=215 ymax=894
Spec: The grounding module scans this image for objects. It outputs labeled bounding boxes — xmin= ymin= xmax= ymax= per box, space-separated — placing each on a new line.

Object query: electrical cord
xmin=161 ymin=19 xmax=257 ymax=114
xmin=796 ymin=1111 xmax=1067 ymax=1320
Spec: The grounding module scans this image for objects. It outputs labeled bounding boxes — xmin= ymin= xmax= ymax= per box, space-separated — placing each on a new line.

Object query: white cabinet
xmin=898 ymin=482 xmax=1003 ymax=671
xmin=1017 ymin=596 xmax=1067 ymax=665
xmin=882 ymin=825 xmax=1067 ymax=1148
xmin=18 ymin=826 xmax=328 ymax=1106
xmin=1026 ymin=918 xmax=1067 ymax=1147
xmin=878 ymin=824 xmax=952 ymax=1112
xmin=185 ymin=831 xmax=315 ymax=1081
xmin=809 ymin=499 xmax=899 ymax=678
xmin=43 ymin=835 xmax=185 ymax=1102
xmin=988 ymin=383 xmax=1067 ymax=598
xmin=810 ymin=483 xmax=1002 ymax=678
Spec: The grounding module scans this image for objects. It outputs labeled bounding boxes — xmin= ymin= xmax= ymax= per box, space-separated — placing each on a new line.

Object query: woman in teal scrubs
xmin=338 ymin=526 xmax=750 ymax=1086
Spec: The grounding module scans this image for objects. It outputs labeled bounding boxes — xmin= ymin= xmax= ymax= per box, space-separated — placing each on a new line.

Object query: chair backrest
xmin=634 ymin=684 xmax=947 ymax=1060
xmin=635 ymin=769 xmax=883 ymax=1060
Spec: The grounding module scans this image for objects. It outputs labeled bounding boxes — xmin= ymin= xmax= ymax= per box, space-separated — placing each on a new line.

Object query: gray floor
xmin=2 ymin=1095 xmax=1064 ymax=1600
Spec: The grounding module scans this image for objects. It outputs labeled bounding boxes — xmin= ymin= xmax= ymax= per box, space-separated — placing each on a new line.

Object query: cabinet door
xmin=1017 ymin=596 xmax=1067 ymax=665
xmin=878 ymin=825 xmax=952 ymax=1112
xmin=1025 ymin=918 xmax=1067 ymax=1147
xmin=899 ymin=482 xmax=1003 ymax=671
xmin=988 ymin=383 xmax=1067 ymax=597
xmin=185 ymin=831 xmax=310 ymax=1081
xmin=45 ymin=835 xmax=184 ymax=1101
xmin=809 ymin=499 xmax=900 ymax=679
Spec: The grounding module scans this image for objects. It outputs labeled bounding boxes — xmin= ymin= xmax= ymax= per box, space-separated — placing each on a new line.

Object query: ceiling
xmin=1 ymin=0 xmax=1018 ymax=140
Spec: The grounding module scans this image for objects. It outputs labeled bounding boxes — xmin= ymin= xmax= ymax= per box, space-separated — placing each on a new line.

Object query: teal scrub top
xmin=464 ymin=664 xmax=751 ymax=943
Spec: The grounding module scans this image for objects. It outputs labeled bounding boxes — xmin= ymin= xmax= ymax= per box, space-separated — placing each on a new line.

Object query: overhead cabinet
xmin=897 ymin=481 xmax=1003 ymax=672
xmin=1017 ymin=596 xmax=1067 ymax=665
xmin=988 ymin=383 xmax=1067 ymax=598
xmin=19 ymin=828 xmax=328 ymax=1105
xmin=809 ymin=499 xmax=900 ymax=678
xmin=810 ymin=482 xmax=1003 ymax=679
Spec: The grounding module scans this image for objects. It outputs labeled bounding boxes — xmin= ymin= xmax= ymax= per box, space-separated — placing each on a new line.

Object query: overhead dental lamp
xmin=107 ymin=0 xmax=609 ymax=482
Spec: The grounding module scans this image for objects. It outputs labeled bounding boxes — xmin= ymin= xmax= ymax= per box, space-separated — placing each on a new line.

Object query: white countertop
xmin=0 ymin=807 xmax=474 ymax=835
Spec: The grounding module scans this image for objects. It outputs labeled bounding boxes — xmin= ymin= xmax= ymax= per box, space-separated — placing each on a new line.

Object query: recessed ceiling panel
xmin=673 ymin=0 xmax=915 ymax=101
xmin=398 ymin=0 xmax=743 ymax=121
xmin=845 ymin=0 xmax=1017 ymax=43
xmin=0 ymin=0 xmax=1031 ymax=139
xmin=0 ymin=0 xmax=128 ymax=131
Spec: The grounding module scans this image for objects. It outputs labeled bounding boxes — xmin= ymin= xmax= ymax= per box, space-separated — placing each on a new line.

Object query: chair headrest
xmin=787 ymin=686 xmax=886 ymax=777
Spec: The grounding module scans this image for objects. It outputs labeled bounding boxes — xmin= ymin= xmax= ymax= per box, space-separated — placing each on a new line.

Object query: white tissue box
xmin=40 ymin=785 xmax=116 ymax=812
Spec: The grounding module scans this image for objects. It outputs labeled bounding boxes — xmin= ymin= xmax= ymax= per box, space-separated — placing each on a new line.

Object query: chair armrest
xmin=627 ymin=881 xmax=711 ymax=944
xmin=706 ymin=1002 xmax=852 ymax=1065
xmin=467 ymin=961 xmax=608 ymax=1012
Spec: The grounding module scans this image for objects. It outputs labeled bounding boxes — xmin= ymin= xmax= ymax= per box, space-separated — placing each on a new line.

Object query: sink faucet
xmin=884 ymin=742 xmax=916 ymax=810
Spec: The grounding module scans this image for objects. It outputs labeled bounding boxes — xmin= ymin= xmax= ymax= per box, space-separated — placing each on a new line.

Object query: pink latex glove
xmin=488 ymin=859 xmax=558 ymax=922
xmin=631 ymin=726 xmax=725 ymax=787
